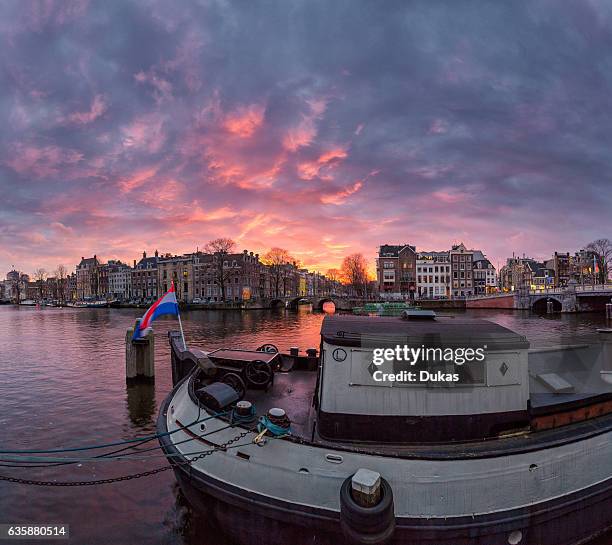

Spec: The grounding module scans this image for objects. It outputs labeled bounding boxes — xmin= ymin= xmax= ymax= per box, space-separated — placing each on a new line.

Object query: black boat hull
xmin=169 ymin=456 xmax=612 ymax=545
xmin=157 ymin=389 xmax=612 ymax=545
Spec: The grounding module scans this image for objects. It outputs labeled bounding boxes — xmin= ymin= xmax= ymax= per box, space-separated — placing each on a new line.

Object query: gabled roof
xmin=78 ymin=256 xmax=100 ymax=267
xmin=135 ymin=256 xmax=159 ymax=269
xmin=378 ymin=244 xmax=416 ymax=257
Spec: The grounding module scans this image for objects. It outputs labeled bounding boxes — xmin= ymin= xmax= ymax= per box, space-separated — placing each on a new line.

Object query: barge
xmin=157 ymin=313 xmax=612 ymax=545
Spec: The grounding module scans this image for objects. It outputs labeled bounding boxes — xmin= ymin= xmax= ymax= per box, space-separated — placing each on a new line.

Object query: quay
xmin=4 ymin=283 xmax=612 ymax=314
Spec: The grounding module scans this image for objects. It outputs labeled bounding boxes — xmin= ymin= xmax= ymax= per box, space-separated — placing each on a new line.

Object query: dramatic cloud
xmin=1 ymin=0 xmax=612 ymax=275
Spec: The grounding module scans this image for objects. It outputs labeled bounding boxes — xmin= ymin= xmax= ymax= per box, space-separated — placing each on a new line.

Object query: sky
xmin=1 ymin=0 xmax=612 ymax=276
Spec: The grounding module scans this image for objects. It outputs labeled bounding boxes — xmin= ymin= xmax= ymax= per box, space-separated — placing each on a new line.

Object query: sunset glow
xmin=1 ymin=1 xmax=612 ymax=275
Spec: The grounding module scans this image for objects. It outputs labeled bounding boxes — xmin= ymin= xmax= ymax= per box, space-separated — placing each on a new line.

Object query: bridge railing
xmin=529 ymin=284 xmax=612 ymax=295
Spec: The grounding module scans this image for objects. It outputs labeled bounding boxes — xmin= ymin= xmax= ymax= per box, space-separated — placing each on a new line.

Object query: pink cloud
xmin=3 ymin=143 xmax=83 ymax=178
xmin=428 ymin=118 xmax=448 ymax=135
xmin=134 ymin=70 xmax=173 ymax=104
xmin=298 ymin=147 xmax=348 ymax=180
xmin=118 ymin=166 xmax=158 ymax=193
xmin=60 ymin=94 xmax=107 ymax=125
xmin=282 ymin=97 xmax=328 ymax=151
xmin=320 ymin=180 xmax=363 ymax=204
xmin=121 ymin=114 xmax=166 ymax=153
xmin=224 ymin=104 xmax=265 ymax=138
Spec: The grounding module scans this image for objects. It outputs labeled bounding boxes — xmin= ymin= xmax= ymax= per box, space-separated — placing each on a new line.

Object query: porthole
xmin=332 ymin=348 xmax=347 ymax=362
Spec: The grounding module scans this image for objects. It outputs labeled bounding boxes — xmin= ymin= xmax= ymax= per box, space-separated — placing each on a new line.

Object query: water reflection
xmin=126 ymin=382 xmax=157 ymax=427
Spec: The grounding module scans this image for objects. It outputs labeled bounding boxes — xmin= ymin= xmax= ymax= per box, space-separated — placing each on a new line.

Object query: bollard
xmin=547 ymin=300 xmax=553 ymax=314
xmin=306 ymin=348 xmax=318 ymax=371
xmin=351 ymin=468 xmax=381 ymax=507
xmin=606 ymin=303 xmax=612 ymax=321
xmin=126 ymin=320 xmax=155 ymax=381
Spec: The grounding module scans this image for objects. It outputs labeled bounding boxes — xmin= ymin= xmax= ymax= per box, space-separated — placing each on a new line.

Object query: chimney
xmin=133 ymin=260 xmax=136 ymax=268
xmin=143 ymin=251 xmax=146 ymax=259
xmin=155 ymin=249 xmax=158 ymax=258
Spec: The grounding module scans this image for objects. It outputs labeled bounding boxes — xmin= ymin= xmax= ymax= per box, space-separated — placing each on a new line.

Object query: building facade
xmin=158 ymin=253 xmax=194 ymax=303
xmin=472 ymin=251 xmax=497 ymax=295
xmin=131 ymin=251 xmax=159 ymax=302
xmin=76 ymin=255 xmax=104 ymax=300
xmin=545 ymin=252 xmax=571 ymax=288
xmin=376 ymin=244 xmax=417 ymax=295
xmin=450 ymin=243 xmax=474 ymax=297
xmin=107 ymin=260 xmax=133 ymax=301
xmin=416 ymin=252 xmax=450 ymax=299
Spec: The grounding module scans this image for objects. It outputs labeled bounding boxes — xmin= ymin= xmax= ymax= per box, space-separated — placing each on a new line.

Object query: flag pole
xmin=171 ymin=281 xmax=187 ymax=351
xmin=177 ymin=307 xmax=187 ymax=351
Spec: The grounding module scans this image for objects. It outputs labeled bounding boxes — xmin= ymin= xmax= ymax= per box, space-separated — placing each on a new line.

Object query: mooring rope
xmin=0 ymin=423 xmax=238 ymax=466
xmin=0 ymin=428 xmax=256 ymax=486
xmin=0 ymin=411 xmax=226 ymax=455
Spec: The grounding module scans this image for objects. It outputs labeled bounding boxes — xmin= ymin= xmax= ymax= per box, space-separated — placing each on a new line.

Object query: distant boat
xmin=19 ymin=300 xmax=36 ymax=306
xmin=72 ymin=300 xmax=108 ymax=308
xmin=85 ymin=300 xmax=108 ymax=308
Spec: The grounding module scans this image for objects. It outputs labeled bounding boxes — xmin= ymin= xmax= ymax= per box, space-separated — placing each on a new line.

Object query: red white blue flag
xmin=133 ymin=282 xmax=179 ymax=340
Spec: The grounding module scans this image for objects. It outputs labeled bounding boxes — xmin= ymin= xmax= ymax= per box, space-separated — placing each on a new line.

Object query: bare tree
xmin=586 ymin=238 xmax=612 ymax=284
xmin=205 ymin=238 xmax=236 ymax=301
xmin=33 ymin=268 xmax=47 ymax=301
xmin=326 ymin=268 xmax=340 ymax=283
xmin=54 ymin=264 xmax=67 ymax=303
xmin=340 ymin=253 xmax=369 ymax=297
xmin=262 ymin=248 xmax=293 ymax=297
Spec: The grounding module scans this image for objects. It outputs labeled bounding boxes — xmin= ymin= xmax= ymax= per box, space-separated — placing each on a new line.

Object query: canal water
xmin=0 ymin=305 xmax=610 ymax=545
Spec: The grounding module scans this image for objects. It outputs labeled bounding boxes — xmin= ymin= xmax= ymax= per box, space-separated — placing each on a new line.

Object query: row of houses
xmin=376 ymin=243 xmax=497 ymax=299
xmin=498 ymin=249 xmax=599 ymax=291
xmin=1 ymin=249 xmax=342 ymax=305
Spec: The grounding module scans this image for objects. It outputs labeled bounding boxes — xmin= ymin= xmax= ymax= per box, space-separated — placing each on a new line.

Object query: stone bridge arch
xmin=315 ymin=297 xmax=336 ymax=311
xmin=269 ymin=298 xmax=286 ymax=309
xmin=287 ymin=297 xmax=311 ymax=309
xmin=531 ymin=296 xmax=562 ymax=313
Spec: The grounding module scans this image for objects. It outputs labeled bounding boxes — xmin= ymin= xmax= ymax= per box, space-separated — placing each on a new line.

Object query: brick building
xmin=376 ymin=244 xmax=417 ymax=295
xmin=450 ymin=243 xmax=474 ymax=298
xmin=131 ymin=250 xmax=159 ymax=302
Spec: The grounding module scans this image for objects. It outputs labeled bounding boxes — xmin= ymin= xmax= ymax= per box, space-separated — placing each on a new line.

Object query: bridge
xmin=263 ymin=295 xmax=363 ymax=311
xmin=466 ymin=283 xmax=612 ymax=313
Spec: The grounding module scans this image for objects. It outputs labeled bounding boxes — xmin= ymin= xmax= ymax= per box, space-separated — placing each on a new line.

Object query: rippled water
xmin=0 ymin=305 xmax=610 ymax=545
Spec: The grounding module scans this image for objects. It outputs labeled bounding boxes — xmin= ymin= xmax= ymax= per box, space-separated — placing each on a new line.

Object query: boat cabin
xmin=170 ymin=313 xmax=612 ymax=448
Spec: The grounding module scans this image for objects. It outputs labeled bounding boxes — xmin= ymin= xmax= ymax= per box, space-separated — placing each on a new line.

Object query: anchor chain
xmin=0 ymin=428 xmax=252 ymax=487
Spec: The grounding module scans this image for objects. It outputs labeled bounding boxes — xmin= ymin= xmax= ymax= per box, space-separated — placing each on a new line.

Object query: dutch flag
xmin=133 ymin=281 xmax=182 ymax=342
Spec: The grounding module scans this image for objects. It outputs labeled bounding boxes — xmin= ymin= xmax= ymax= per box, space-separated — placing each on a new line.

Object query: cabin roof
xmin=320 ymin=314 xmax=529 ymax=350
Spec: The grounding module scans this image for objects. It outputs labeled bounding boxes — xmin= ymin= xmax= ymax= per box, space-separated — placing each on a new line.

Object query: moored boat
xmin=158 ymin=313 xmax=612 ymax=545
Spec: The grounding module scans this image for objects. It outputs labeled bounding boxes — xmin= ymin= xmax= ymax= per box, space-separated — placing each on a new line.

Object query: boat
xmin=73 ymin=300 xmax=108 ymax=308
xmin=157 ymin=313 xmax=612 ymax=545
xmin=18 ymin=299 xmax=37 ymax=306
xmin=352 ymin=302 xmax=419 ymax=316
